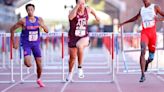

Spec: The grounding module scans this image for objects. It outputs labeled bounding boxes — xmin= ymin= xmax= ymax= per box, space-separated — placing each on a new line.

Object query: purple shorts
xmin=22 ymin=43 xmax=41 ymax=57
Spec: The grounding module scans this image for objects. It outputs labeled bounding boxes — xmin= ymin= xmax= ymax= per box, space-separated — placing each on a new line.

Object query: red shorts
xmin=141 ymin=26 xmax=157 ymax=52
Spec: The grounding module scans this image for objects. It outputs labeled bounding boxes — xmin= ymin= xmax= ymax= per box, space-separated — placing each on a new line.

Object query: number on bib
xmin=29 ymin=31 xmax=38 ymax=41
xmin=75 ymin=29 xmax=86 ymax=37
xmin=143 ymin=20 xmax=155 ymax=28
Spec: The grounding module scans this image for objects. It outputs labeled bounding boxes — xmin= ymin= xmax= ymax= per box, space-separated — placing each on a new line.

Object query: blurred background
xmin=0 ymin=0 xmax=164 ymax=87
xmin=0 ymin=0 xmax=163 ymax=33
xmin=0 ymin=0 xmax=163 ymax=49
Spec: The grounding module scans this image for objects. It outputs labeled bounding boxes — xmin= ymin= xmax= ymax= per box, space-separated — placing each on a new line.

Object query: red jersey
xmin=69 ymin=7 xmax=89 ymax=39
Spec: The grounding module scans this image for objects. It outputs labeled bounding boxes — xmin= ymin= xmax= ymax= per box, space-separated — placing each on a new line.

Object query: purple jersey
xmin=21 ymin=16 xmax=40 ymax=44
xmin=69 ymin=7 xmax=89 ymax=39
xmin=21 ymin=16 xmax=41 ymax=57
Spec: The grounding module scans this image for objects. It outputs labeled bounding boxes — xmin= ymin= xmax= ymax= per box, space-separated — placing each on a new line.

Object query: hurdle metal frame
xmin=19 ymin=32 xmax=67 ymax=83
xmin=19 ymin=32 xmax=115 ymax=83
xmin=1 ymin=32 xmax=116 ymax=84
xmin=156 ymin=22 xmax=164 ymax=75
xmin=116 ymin=26 xmax=164 ymax=74
xmin=0 ymin=33 xmax=15 ymax=83
xmin=70 ymin=32 xmax=115 ymax=83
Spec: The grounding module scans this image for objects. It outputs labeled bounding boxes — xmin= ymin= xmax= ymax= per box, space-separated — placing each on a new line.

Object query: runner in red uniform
xmin=119 ymin=0 xmax=164 ymax=82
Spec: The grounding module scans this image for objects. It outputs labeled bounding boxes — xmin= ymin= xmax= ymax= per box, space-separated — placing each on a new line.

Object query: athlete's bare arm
xmin=88 ymin=7 xmax=100 ymax=23
xmin=38 ymin=17 xmax=48 ymax=33
xmin=119 ymin=11 xmax=141 ymax=27
xmin=155 ymin=17 xmax=164 ymax=21
xmin=155 ymin=5 xmax=164 ymax=21
xmin=68 ymin=3 xmax=80 ymax=20
xmin=10 ymin=18 xmax=25 ymax=49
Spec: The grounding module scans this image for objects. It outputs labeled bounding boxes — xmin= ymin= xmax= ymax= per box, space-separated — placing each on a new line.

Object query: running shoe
xmin=66 ymin=73 xmax=73 ymax=82
xmin=78 ymin=68 xmax=84 ymax=78
xmin=139 ymin=75 xmax=146 ymax=82
xmin=37 ymin=79 xmax=45 ymax=87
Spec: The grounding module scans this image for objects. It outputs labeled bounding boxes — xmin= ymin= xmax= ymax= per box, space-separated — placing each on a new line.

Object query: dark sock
xmin=141 ymin=73 xmax=145 ymax=77
xmin=78 ymin=66 xmax=82 ymax=68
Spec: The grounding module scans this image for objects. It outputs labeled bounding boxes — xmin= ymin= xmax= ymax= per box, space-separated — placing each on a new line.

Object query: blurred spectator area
xmin=0 ymin=0 xmax=31 ymax=32
xmin=118 ymin=0 xmax=164 ymax=31
xmin=104 ymin=0 xmax=163 ymax=32
xmin=0 ymin=0 xmax=163 ymax=32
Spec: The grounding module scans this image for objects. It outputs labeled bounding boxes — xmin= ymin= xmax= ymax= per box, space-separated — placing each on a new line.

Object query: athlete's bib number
xmin=29 ymin=31 xmax=38 ymax=41
xmin=143 ymin=20 xmax=155 ymax=28
xmin=75 ymin=29 xmax=86 ymax=37
xmin=75 ymin=18 xmax=87 ymax=37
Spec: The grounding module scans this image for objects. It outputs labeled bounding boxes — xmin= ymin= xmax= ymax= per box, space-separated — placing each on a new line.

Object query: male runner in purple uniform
xmin=66 ymin=0 xmax=100 ymax=81
xmin=10 ymin=4 xmax=48 ymax=87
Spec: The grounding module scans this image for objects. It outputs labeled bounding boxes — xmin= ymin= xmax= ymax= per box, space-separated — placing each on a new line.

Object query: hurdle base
xmin=71 ymin=80 xmax=114 ymax=83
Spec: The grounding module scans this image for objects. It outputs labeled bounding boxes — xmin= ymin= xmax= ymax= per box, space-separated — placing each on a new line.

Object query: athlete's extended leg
xmin=145 ymin=34 xmax=156 ymax=72
xmin=23 ymin=46 xmax=32 ymax=67
xmin=66 ymin=48 xmax=77 ymax=81
xmin=35 ymin=57 xmax=45 ymax=87
xmin=145 ymin=51 xmax=155 ymax=72
xmin=76 ymin=37 xmax=89 ymax=78
xmin=35 ymin=57 xmax=42 ymax=79
xmin=145 ymin=28 xmax=157 ymax=72
xmin=139 ymin=42 xmax=147 ymax=82
xmin=32 ymin=44 xmax=45 ymax=87
xmin=68 ymin=48 xmax=77 ymax=73
xmin=24 ymin=56 xmax=32 ymax=67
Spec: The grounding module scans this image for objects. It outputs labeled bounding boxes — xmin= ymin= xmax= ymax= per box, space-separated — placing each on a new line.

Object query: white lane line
xmin=152 ymin=73 xmax=164 ymax=82
xmin=115 ymin=76 xmax=123 ymax=92
xmin=60 ymin=81 xmax=71 ymax=92
xmin=1 ymin=73 xmax=34 ymax=92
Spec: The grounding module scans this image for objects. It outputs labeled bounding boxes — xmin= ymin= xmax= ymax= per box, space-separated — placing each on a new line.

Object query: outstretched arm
xmin=155 ymin=17 xmax=164 ymax=21
xmin=10 ymin=18 xmax=24 ymax=49
xmin=89 ymin=7 xmax=100 ymax=23
xmin=155 ymin=5 xmax=164 ymax=21
xmin=38 ymin=17 xmax=48 ymax=33
xmin=119 ymin=11 xmax=141 ymax=27
xmin=155 ymin=5 xmax=164 ymax=17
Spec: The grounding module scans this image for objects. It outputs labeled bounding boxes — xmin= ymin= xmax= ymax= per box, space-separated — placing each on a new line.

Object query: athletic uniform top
xmin=21 ymin=16 xmax=40 ymax=44
xmin=69 ymin=7 xmax=89 ymax=38
xmin=140 ymin=4 xmax=156 ymax=29
xmin=140 ymin=4 xmax=157 ymax=53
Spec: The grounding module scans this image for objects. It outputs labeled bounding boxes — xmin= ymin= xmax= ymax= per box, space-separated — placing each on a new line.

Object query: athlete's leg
xmin=35 ymin=57 xmax=45 ymax=87
xmin=76 ymin=37 xmax=89 ymax=67
xmin=32 ymin=44 xmax=45 ymax=87
xmin=66 ymin=38 xmax=78 ymax=81
xmin=145 ymin=51 xmax=155 ymax=72
xmin=68 ymin=48 xmax=77 ymax=73
xmin=66 ymin=47 xmax=77 ymax=81
xmin=145 ymin=32 xmax=156 ymax=72
xmin=140 ymin=42 xmax=147 ymax=82
xmin=24 ymin=56 xmax=32 ymax=67
xmin=139 ymin=33 xmax=148 ymax=82
xmin=23 ymin=46 xmax=32 ymax=67
xmin=35 ymin=57 xmax=42 ymax=79
xmin=76 ymin=37 xmax=89 ymax=78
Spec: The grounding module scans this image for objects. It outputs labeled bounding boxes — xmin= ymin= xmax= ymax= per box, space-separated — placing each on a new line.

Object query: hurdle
xmin=1 ymin=33 xmax=6 ymax=69
xmin=1 ymin=31 xmax=117 ymax=84
xmin=0 ymin=33 xmax=15 ymax=83
xmin=20 ymin=32 xmax=67 ymax=83
xmin=116 ymin=26 xmax=164 ymax=74
xmin=18 ymin=32 xmax=115 ymax=83
xmin=156 ymin=27 xmax=164 ymax=74
xmin=70 ymin=32 xmax=115 ymax=83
